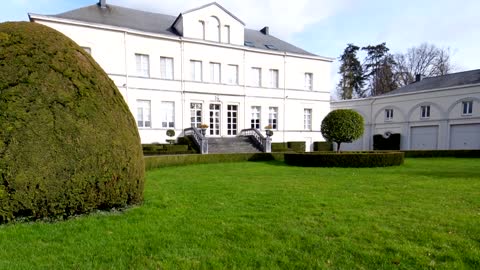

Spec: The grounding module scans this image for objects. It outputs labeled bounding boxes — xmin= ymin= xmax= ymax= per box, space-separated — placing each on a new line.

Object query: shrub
xmin=145 ymin=153 xmax=285 ymax=170
xmin=177 ymin=136 xmax=200 ymax=153
xmin=142 ymin=144 xmax=193 ymax=156
xmin=313 ymin=141 xmax=333 ymax=151
xmin=271 ymin=142 xmax=289 ymax=152
xmin=0 ymin=22 xmax=144 ymax=223
xmin=288 ymin=141 xmax=306 ymax=152
xmin=284 ymin=152 xmax=404 ymax=167
xmin=321 ymin=109 xmax=364 ymax=152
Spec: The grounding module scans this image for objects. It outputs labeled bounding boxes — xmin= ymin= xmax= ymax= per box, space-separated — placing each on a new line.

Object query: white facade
xmin=29 ymin=2 xmax=332 ymax=150
xmin=331 ymin=83 xmax=480 ymax=150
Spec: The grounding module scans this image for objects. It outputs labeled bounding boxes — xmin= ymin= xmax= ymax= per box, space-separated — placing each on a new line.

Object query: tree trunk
xmin=336 ymin=142 xmax=341 ymax=153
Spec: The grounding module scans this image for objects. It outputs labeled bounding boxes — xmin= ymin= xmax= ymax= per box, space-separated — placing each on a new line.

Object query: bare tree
xmin=394 ymin=43 xmax=454 ymax=87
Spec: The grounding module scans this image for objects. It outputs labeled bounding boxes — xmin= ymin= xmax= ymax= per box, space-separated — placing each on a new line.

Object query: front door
xmin=209 ymin=104 xmax=221 ymax=136
xmin=227 ymin=105 xmax=238 ymax=136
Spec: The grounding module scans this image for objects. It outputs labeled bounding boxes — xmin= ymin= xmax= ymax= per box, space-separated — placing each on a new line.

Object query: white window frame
xmin=190 ymin=60 xmax=203 ymax=82
xmin=462 ymin=101 xmax=473 ymax=115
xmin=135 ymin=53 xmax=150 ymax=77
xmin=227 ymin=64 xmax=239 ymax=85
xmin=251 ymin=67 xmax=261 ymax=87
xmin=210 ymin=62 xmax=221 ymax=83
xmin=269 ymin=69 xmax=279 ymax=88
xmin=136 ymin=100 xmax=151 ymax=128
xmin=385 ymin=109 xmax=394 ymax=121
xmin=160 ymin=101 xmax=175 ymax=128
xmin=268 ymin=107 xmax=278 ymax=130
xmin=251 ymin=106 xmax=261 ymax=129
xmin=305 ymin=73 xmax=313 ymax=90
xmin=304 ymin=109 xmax=312 ymax=130
xmin=190 ymin=103 xmax=202 ymax=128
xmin=160 ymin=57 xmax=174 ymax=80
xmin=420 ymin=105 xmax=431 ymax=119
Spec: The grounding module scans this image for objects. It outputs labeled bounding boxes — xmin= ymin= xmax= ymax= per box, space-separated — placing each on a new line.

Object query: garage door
xmin=449 ymin=124 xmax=480 ymax=150
xmin=410 ymin=126 xmax=438 ymax=150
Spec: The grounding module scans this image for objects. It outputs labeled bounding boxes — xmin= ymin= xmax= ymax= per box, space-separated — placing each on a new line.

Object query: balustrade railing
xmin=239 ymin=128 xmax=271 ymax=153
xmin=184 ymin=127 xmax=208 ymax=154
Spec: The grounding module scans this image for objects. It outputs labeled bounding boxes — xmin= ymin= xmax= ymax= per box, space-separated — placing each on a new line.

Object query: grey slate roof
xmin=40 ymin=3 xmax=316 ymax=56
xmin=384 ymin=69 xmax=480 ymax=96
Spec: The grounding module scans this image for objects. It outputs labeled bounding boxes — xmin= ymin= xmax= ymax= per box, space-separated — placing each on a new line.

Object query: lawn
xmin=0 ymin=158 xmax=479 ymax=269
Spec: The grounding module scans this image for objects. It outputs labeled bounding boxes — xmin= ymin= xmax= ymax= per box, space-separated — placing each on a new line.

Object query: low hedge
xmin=287 ymin=141 xmax=306 ymax=152
xmin=272 ymin=142 xmax=289 ymax=152
xmin=284 ymin=151 xmax=404 ymax=168
xmin=177 ymin=136 xmax=200 ymax=153
xmin=142 ymin=144 xmax=194 ymax=156
xmin=145 ymin=153 xmax=285 ymax=170
xmin=314 ymin=141 xmax=333 ymax=151
xmin=402 ymin=150 xmax=480 ymax=158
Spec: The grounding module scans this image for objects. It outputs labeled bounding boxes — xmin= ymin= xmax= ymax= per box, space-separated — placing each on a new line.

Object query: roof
xmin=384 ymin=69 xmax=480 ymax=96
xmin=182 ymin=2 xmax=245 ymax=26
xmin=32 ymin=3 xmax=317 ymax=57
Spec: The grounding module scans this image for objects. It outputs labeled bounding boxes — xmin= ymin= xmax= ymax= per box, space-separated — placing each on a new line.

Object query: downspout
xmin=180 ymin=38 xmax=185 ymax=134
xmin=283 ymin=52 xmax=287 ymax=143
xmin=123 ymin=31 xmax=129 ymax=101
xmin=369 ymin=97 xmax=376 ymax=150
xmin=243 ymin=49 xmax=247 ymax=132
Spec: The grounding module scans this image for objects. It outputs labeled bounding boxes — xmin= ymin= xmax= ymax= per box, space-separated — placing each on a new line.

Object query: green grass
xmin=1 ymin=158 xmax=479 ymax=269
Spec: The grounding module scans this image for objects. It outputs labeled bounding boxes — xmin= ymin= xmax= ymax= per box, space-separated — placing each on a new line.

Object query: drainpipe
xmin=283 ymin=52 xmax=287 ymax=143
xmin=123 ymin=31 xmax=129 ymax=102
xmin=369 ymin=97 xmax=376 ymax=150
xmin=180 ymin=38 xmax=185 ymax=134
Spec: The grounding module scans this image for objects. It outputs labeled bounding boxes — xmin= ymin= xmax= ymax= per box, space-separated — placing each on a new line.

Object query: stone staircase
xmin=207 ymin=136 xmax=262 ymax=153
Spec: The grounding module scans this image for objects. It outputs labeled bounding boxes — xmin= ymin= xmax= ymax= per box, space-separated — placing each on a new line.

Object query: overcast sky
xmin=3 ymin=0 xmax=480 ymax=96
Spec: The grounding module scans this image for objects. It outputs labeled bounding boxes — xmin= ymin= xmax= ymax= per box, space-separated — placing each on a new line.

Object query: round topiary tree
xmin=0 ymin=22 xmax=144 ymax=223
xmin=321 ymin=109 xmax=364 ymax=152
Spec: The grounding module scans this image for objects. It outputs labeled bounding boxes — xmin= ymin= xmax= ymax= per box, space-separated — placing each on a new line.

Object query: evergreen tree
xmin=337 ymin=44 xmax=365 ymax=99
xmin=362 ymin=43 xmax=397 ymax=96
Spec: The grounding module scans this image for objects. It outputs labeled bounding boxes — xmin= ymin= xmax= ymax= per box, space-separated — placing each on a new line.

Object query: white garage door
xmin=449 ymin=124 xmax=480 ymax=150
xmin=410 ymin=126 xmax=438 ymax=150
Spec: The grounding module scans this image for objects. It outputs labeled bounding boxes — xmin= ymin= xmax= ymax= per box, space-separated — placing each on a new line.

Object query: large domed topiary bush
xmin=0 ymin=22 xmax=144 ymax=222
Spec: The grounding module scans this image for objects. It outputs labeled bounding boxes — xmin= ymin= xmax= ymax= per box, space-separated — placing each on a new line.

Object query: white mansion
xmin=29 ymin=1 xmax=333 ymax=151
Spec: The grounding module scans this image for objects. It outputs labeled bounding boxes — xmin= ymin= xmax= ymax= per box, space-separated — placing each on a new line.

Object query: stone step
xmin=205 ymin=136 xmax=262 ymax=153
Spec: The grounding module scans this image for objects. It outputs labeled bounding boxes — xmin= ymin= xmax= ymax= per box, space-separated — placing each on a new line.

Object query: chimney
xmin=98 ymin=0 xmax=107 ymax=8
xmin=260 ymin=26 xmax=269 ymax=35
xmin=415 ymin=74 xmax=423 ymax=82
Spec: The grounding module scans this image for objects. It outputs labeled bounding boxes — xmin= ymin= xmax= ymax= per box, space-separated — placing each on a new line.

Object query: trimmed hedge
xmin=314 ymin=141 xmax=333 ymax=151
xmin=288 ymin=141 xmax=306 ymax=152
xmin=272 ymin=142 xmax=289 ymax=152
xmin=402 ymin=150 xmax=480 ymax=158
xmin=145 ymin=153 xmax=285 ymax=171
xmin=177 ymin=136 xmax=200 ymax=153
xmin=0 ymin=22 xmax=144 ymax=223
xmin=284 ymin=152 xmax=404 ymax=167
xmin=142 ymin=144 xmax=194 ymax=155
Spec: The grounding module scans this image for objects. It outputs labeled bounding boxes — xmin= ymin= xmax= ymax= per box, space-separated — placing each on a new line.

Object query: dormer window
xmin=265 ymin=44 xmax=277 ymax=50
xmin=206 ymin=16 xmax=220 ymax=42
xmin=244 ymin=41 xmax=254 ymax=47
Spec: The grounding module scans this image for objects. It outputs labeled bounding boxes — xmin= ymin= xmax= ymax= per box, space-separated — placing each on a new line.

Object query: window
xmin=224 ymin=25 xmax=230 ymax=43
xmin=462 ymin=101 xmax=473 ymax=115
xmin=135 ymin=54 xmax=149 ymax=77
xmin=81 ymin=47 xmax=91 ymax=54
xmin=136 ymin=100 xmax=151 ymax=128
xmin=269 ymin=69 xmax=279 ymax=88
xmin=304 ymin=109 xmax=312 ymax=130
xmin=251 ymin=106 xmax=261 ymax=129
xmin=385 ymin=109 xmax=394 ymax=121
xmin=210 ymin=62 xmax=221 ymax=83
xmin=190 ymin=60 xmax=202 ymax=81
xmin=207 ymin=16 xmax=220 ymax=42
xmin=268 ymin=107 xmax=278 ymax=129
xmin=244 ymin=41 xmax=254 ymax=47
xmin=190 ymin=103 xmax=202 ymax=128
xmin=305 ymin=73 xmax=313 ymax=90
xmin=198 ymin=20 xmax=205 ymax=40
xmin=251 ymin=67 xmax=261 ymax=87
xmin=227 ymin=64 xmax=238 ymax=85
xmin=160 ymin=101 xmax=175 ymax=128
xmin=421 ymin=105 xmax=430 ymax=118
xmin=160 ymin=57 xmax=174 ymax=80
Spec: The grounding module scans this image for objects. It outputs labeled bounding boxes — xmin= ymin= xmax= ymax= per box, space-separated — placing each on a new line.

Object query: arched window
xmin=206 ymin=16 xmax=220 ymax=42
